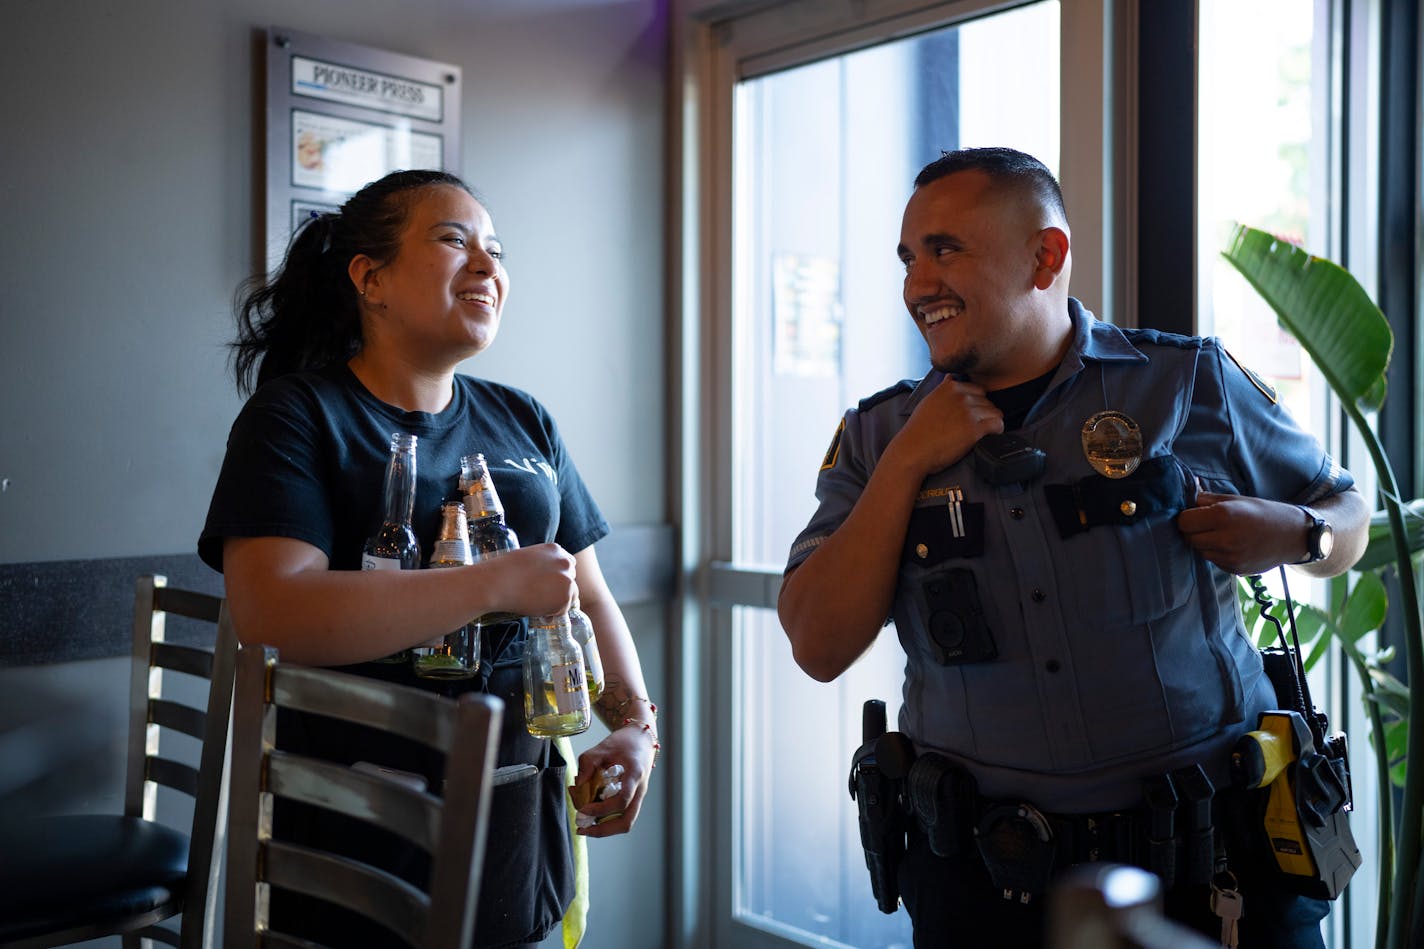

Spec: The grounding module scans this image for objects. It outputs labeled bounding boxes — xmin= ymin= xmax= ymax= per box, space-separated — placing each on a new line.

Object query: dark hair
xmin=231 ymin=169 xmax=475 ymax=395
xmin=914 ymin=146 xmax=1067 ymax=224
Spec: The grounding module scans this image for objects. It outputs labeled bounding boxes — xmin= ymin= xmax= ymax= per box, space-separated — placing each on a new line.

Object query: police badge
xmin=1080 ymin=411 xmax=1143 ymax=479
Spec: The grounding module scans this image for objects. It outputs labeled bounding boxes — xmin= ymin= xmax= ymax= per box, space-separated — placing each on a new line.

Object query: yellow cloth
xmin=557 ymin=735 xmax=588 ymax=948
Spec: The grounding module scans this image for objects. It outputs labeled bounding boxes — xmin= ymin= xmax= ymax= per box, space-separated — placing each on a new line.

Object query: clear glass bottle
xmin=362 ymin=432 xmax=420 ymax=663
xmin=567 ymin=600 xmax=605 ymax=703
xmin=462 ymin=453 xmax=521 ymax=554
xmin=461 ymin=453 xmax=521 ymax=624
xmin=413 ymin=501 xmax=480 ymax=679
xmin=523 ymin=612 xmax=591 ymax=737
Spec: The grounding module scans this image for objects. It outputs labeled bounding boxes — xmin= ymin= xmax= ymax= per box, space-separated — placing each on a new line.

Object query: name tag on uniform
xmin=904 ymin=490 xmax=985 ymax=565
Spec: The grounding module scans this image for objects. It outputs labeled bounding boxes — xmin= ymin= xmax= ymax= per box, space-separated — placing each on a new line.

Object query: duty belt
xmin=906 ymin=751 xmax=1217 ymax=902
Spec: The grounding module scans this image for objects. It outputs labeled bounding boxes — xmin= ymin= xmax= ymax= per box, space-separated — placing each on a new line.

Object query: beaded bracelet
xmin=621 ymin=717 xmax=662 ymax=763
xmin=618 ymin=695 xmax=658 ymax=716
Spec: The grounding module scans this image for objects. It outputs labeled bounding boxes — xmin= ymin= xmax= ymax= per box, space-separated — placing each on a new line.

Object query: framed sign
xmin=265 ymin=26 xmax=461 ymax=270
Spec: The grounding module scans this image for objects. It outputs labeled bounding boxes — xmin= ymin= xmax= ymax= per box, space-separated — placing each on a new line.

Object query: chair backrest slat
xmin=263 ymin=839 xmax=430 ymax=945
xmin=152 ymin=640 xmax=217 ymax=679
xmin=151 ymin=586 xmax=224 ymax=623
xmin=266 ymin=751 xmax=440 ymax=853
xmin=269 ymin=664 xmax=455 ymax=751
xmin=225 ymin=644 xmax=502 ymax=949
xmin=146 ymin=755 xmax=201 ymax=796
xmin=149 ymin=697 xmax=207 ymax=739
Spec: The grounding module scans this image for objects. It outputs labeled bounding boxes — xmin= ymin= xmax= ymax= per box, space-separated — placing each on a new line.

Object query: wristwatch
xmin=1299 ymin=506 xmax=1334 ymax=564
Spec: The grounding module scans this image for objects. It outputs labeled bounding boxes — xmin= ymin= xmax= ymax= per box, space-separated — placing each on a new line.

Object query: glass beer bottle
xmin=523 ymin=612 xmax=591 ymax=737
xmin=413 ymin=501 xmax=480 ymax=679
xmin=362 ymin=432 xmax=420 ymax=663
xmin=567 ymin=599 xmax=605 ymax=702
xmin=461 ymin=453 xmax=521 ymax=624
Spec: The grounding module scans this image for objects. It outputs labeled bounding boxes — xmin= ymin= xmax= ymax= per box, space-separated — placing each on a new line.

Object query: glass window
xmin=1197 ymin=0 xmax=1326 ymax=436
xmin=729 ymin=5 xmax=1060 ymax=945
xmin=1197 ymin=3 xmax=1380 ymax=945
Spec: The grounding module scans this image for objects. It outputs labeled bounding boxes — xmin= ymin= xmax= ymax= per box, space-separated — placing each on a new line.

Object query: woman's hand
xmin=560 ymin=543 xmax=657 ymax=837
xmin=480 ymin=543 xmax=578 ymax=618
xmin=570 ymin=724 xmax=659 ymax=837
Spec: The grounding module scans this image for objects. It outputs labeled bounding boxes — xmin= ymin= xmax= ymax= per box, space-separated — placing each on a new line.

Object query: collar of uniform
xmin=1069 ymin=298 xmax=1149 ymax=369
xmin=898 ymin=298 xmax=1146 ymax=417
xmin=900 ymin=370 xmax=949 ymax=415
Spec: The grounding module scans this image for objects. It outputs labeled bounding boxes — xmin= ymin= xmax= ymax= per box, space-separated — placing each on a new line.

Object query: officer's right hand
xmin=480 ymin=543 xmax=577 ymax=617
xmin=894 ymin=379 xmax=1005 ymax=476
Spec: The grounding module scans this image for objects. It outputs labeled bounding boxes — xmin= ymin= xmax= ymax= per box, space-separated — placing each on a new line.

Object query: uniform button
xmin=1032 ymin=589 xmax=1047 ymax=603
xmin=1120 ymin=500 xmax=1137 ymax=516
xmin=1045 ymin=659 xmax=1061 ymax=673
xmin=1011 ymin=507 xmax=1025 ymax=520
xmin=915 ymin=543 xmax=929 ymax=559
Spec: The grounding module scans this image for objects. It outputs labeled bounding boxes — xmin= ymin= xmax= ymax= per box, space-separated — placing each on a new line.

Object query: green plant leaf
xmin=1221 ymin=224 xmax=1392 ymax=411
xmin=1339 ymin=571 xmax=1389 ymax=643
xmin=1355 ymin=500 xmax=1424 ymax=573
xmin=1368 ymin=669 xmax=1413 ymax=716
xmin=1294 ymin=604 xmax=1332 ymax=672
xmin=1387 ymin=719 xmax=1410 ymax=787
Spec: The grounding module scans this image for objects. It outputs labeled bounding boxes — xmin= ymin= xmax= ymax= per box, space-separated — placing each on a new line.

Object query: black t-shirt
xmin=200 ymin=363 xmax=609 ymax=573
xmin=199 ymin=364 xmax=601 ymax=946
xmin=986 ymin=366 xmax=1056 ymax=431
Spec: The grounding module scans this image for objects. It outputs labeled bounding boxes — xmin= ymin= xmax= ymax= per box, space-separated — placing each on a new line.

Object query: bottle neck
xmin=381 ymin=448 xmax=417 ymax=526
xmin=436 ymin=507 xmax=468 ymax=542
xmin=530 ymin=613 xmax=570 ymax=632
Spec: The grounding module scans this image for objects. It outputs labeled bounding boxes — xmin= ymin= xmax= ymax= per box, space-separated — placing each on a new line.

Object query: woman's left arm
xmin=569 ymin=544 xmax=659 ymax=837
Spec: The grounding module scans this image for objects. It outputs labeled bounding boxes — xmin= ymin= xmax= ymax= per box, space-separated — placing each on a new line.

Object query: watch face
xmin=1317 ymin=522 xmax=1335 ymax=560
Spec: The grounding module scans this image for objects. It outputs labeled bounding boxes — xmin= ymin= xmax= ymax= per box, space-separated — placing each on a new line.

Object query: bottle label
xmin=433 ymin=539 xmax=472 ymax=563
xmin=361 ymin=553 xmax=403 ymax=571
xmin=552 ymin=659 xmax=588 ymax=714
xmin=464 ymin=491 xmax=501 ymax=520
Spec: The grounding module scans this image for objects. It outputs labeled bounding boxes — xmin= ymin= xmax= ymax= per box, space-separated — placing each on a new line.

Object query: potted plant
xmin=1222 ymin=224 xmax=1423 ymax=949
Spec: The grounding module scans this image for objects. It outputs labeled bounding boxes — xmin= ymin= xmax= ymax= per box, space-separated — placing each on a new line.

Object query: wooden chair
xmin=224 ymin=643 xmax=503 ymax=949
xmin=0 ymin=575 xmax=236 ymax=948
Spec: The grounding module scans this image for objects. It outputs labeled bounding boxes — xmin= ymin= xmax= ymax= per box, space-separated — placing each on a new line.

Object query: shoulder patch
xmin=821 ymin=419 xmax=846 ymax=471
xmin=857 ymin=378 xmax=917 ymax=413
xmin=1223 ymin=347 xmax=1278 ymax=404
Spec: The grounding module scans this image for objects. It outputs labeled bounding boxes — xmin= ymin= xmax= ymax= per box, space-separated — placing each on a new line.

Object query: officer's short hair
xmin=914 ymin=147 xmax=1067 ymax=225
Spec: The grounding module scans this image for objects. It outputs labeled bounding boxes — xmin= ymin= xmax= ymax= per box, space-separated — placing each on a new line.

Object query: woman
xmin=199 ymin=169 xmax=658 ymax=946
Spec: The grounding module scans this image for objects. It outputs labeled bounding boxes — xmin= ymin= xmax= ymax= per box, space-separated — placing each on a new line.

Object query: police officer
xmin=778 ymin=147 xmax=1370 ymax=948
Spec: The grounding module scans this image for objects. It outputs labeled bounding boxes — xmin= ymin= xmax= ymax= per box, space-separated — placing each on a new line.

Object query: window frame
xmin=672 ymin=2 xmax=1116 ymax=946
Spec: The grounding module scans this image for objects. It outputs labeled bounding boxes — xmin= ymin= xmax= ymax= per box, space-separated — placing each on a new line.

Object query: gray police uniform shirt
xmin=785 ymin=299 xmax=1354 ymax=813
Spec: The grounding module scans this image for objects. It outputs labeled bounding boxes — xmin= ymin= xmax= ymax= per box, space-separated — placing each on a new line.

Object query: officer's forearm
xmin=1296 ymin=487 xmax=1370 ymax=578
xmin=778 ymin=456 xmax=925 ymax=681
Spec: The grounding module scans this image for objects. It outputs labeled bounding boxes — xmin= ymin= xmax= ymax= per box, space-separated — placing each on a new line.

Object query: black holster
xmin=849 ymin=700 xmax=914 ymax=913
xmin=906 ymin=751 xmax=977 ymax=860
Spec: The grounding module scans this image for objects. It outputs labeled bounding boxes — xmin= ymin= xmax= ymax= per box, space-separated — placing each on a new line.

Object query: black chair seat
xmin=0 ymin=814 xmax=189 ymax=941
xmin=0 ymin=578 xmax=234 ymax=949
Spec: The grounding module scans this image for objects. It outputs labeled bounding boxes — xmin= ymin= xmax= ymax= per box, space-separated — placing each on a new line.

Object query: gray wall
xmin=0 ymin=0 xmax=666 ymax=558
xmin=0 ymin=1 xmax=670 ymax=946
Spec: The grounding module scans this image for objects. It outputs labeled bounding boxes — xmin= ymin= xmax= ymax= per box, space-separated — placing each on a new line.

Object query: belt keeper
xmin=1171 ymin=765 xmax=1216 ymax=886
xmin=1142 ymin=773 xmax=1179 ymax=889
